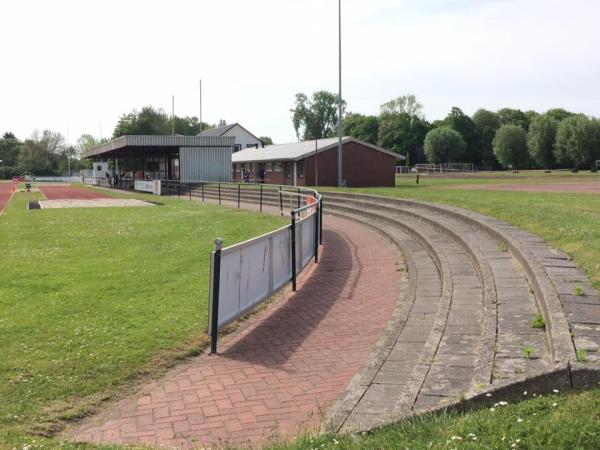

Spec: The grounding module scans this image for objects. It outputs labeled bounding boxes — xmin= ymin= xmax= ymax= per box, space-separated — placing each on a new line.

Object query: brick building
xmin=231 ymin=137 xmax=402 ymax=187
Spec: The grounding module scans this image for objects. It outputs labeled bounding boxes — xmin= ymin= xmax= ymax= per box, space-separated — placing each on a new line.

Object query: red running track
xmin=0 ymin=182 xmax=17 ymax=213
xmin=38 ymin=185 xmax=110 ymax=200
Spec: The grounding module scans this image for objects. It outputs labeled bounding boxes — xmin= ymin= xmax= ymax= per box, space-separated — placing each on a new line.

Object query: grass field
xmin=0 ymin=188 xmax=286 ymax=446
xmin=2 ymin=175 xmax=600 ymax=449
xmin=329 ymin=172 xmax=600 ymax=289
xmin=276 ymin=389 xmax=600 ymax=450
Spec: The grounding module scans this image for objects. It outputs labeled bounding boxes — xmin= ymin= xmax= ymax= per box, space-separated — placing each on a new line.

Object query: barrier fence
xmin=200 ymin=182 xmax=322 ymax=354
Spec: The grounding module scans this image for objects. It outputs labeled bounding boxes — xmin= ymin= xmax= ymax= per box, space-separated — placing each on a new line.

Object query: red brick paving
xmin=38 ymin=185 xmax=110 ymax=200
xmin=71 ymin=215 xmax=402 ymax=448
xmin=0 ymin=181 xmax=17 ymax=213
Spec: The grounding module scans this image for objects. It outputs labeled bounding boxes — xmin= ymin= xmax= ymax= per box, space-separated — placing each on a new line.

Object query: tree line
xmin=291 ymin=91 xmax=600 ymax=171
xmin=1 ymin=106 xmax=274 ymax=178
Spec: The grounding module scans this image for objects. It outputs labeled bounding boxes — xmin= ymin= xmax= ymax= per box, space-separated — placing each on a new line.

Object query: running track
xmin=38 ymin=185 xmax=110 ymax=200
xmin=0 ymin=182 xmax=17 ymax=213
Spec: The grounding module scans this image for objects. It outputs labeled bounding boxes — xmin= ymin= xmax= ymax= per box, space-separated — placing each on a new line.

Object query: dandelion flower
xmin=517 ymin=418 xmax=523 ymax=423
xmin=552 ymin=402 xmax=558 ymax=407
xmin=553 ymin=389 xmax=559 ymax=393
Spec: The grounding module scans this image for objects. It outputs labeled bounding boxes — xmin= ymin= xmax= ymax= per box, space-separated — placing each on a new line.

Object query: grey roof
xmin=231 ymin=137 xmax=403 ymax=163
xmin=81 ymin=135 xmax=234 ymax=159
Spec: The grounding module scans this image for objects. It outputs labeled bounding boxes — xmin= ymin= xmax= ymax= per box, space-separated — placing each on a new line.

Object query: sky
xmin=1 ymin=0 xmax=599 ymax=145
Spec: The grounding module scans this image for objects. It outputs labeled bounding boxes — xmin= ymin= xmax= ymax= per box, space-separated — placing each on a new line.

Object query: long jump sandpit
xmin=36 ymin=198 xmax=155 ymax=209
xmin=38 ymin=185 xmax=111 ymax=200
xmin=450 ymin=181 xmax=600 ymax=194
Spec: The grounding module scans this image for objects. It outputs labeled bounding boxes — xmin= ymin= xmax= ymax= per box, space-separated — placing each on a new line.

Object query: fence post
xmin=218 ymin=183 xmax=221 ymax=205
xmin=260 ymin=184 xmax=263 ymax=213
xmin=314 ymin=202 xmax=319 ymax=263
xmin=319 ymin=198 xmax=324 ymax=245
xmin=237 ymin=183 xmax=241 ymax=208
xmin=290 ymin=210 xmax=297 ymax=291
xmin=297 ymin=187 xmax=301 ymax=209
xmin=189 ymin=183 xmax=192 ymax=201
xmin=178 ymin=182 xmax=181 ymax=199
xmin=210 ymin=238 xmax=223 ymax=354
xmin=202 ymin=183 xmax=205 ymax=202
xmin=279 ymin=186 xmax=283 ymax=216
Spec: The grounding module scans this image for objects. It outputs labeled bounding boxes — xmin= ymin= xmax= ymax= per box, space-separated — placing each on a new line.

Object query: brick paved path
xmin=72 ymin=215 xmax=402 ymax=448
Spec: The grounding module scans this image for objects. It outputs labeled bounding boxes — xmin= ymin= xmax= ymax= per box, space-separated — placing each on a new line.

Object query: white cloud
xmin=0 ymin=0 xmax=598 ymax=144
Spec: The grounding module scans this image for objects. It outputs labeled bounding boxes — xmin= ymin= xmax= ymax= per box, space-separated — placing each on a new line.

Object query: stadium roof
xmin=231 ymin=137 xmax=403 ymax=163
xmin=81 ymin=135 xmax=234 ymax=159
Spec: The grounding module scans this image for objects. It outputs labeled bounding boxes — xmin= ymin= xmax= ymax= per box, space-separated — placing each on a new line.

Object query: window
xmin=233 ymin=144 xmax=242 ymax=153
xmin=273 ymin=162 xmax=282 ymax=172
xmin=265 ymin=163 xmax=273 ymax=171
xmin=298 ymin=162 xmax=304 ymax=178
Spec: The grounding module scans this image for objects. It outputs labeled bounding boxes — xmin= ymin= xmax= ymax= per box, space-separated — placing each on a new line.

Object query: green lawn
xmin=0 ymin=189 xmax=286 ymax=446
xmin=274 ymin=389 xmax=600 ymax=450
xmin=330 ymin=174 xmax=600 ymax=289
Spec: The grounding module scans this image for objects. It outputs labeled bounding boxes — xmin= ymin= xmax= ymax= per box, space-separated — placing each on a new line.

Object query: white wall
xmin=223 ymin=124 xmax=262 ymax=150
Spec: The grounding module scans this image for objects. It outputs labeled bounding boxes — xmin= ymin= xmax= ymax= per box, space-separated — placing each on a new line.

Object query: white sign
xmin=134 ymin=180 xmax=154 ymax=192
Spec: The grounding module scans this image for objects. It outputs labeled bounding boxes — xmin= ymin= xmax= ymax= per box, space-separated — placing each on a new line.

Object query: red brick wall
xmin=233 ymin=142 xmax=397 ymax=187
xmin=303 ymin=142 xmax=396 ymax=187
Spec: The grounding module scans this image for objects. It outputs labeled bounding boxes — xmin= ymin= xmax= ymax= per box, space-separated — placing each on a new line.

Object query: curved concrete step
xmin=324 ymin=192 xmax=577 ymax=366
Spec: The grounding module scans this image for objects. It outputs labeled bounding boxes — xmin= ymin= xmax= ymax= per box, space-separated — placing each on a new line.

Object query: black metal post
xmin=290 ymin=211 xmax=297 ymax=291
xmin=178 ymin=182 xmax=181 ymax=199
xmin=237 ymin=183 xmax=241 ymax=208
xmin=210 ymin=238 xmax=223 ymax=354
xmin=319 ymin=198 xmax=323 ymax=245
xmin=279 ymin=186 xmax=283 ymax=216
xmin=189 ymin=183 xmax=192 ymax=201
xmin=260 ymin=184 xmax=263 ymax=213
xmin=314 ymin=202 xmax=319 ymax=263
xmin=218 ymin=183 xmax=221 ymax=205
xmin=202 ymin=183 xmax=205 ymax=202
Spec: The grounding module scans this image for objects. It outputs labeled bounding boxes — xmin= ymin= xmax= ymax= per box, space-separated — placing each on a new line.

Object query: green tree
xmin=527 ymin=114 xmax=559 ymax=169
xmin=343 ymin=113 xmax=379 ymax=145
xmin=423 ymin=127 xmax=466 ymax=163
xmin=472 ymin=109 xmax=501 ymax=169
xmin=492 ymin=124 xmax=529 ymax=169
xmin=291 ymin=91 xmax=346 ymax=140
xmin=113 ymin=106 xmax=209 ymax=137
xmin=0 ymin=133 xmax=21 ymax=178
xmin=555 ymin=115 xmax=600 ymax=170
xmin=259 ymin=136 xmax=273 ymax=146
xmin=378 ymin=112 xmax=430 ymax=165
xmin=497 ymin=108 xmax=530 ymax=131
xmin=442 ymin=107 xmax=480 ymax=164
xmin=380 ymin=94 xmax=424 ymax=117
xmin=546 ymin=108 xmax=574 ymax=123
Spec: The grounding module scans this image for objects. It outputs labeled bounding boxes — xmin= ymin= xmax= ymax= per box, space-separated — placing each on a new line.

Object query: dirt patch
xmin=38 ymin=199 xmax=155 ymax=209
xmin=449 ymin=181 xmax=600 ymax=194
xmin=38 ymin=185 xmax=110 ymax=200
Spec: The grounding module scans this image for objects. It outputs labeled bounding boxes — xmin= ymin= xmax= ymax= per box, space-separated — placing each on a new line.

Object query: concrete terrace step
xmin=320 ymin=193 xmax=574 ymax=432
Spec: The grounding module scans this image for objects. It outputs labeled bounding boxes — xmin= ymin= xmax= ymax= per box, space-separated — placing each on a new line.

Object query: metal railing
xmin=202 ymin=182 xmax=323 ymax=354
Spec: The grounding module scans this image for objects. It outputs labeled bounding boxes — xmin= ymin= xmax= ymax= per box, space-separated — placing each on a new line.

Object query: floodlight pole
xmin=199 ymin=79 xmax=203 ymax=133
xmin=337 ymin=0 xmax=343 ymax=187
xmin=171 ymin=95 xmax=175 ymax=136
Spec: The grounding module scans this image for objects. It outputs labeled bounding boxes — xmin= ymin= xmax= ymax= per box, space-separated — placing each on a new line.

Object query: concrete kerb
xmin=322 ymin=216 xmax=416 ymax=433
xmin=324 ymin=192 xmax=577 ymax=366
xmin=318 ymin=206 xmax=457 ymax=432
xmin=329 ymin=362 xmax=600 ymax=435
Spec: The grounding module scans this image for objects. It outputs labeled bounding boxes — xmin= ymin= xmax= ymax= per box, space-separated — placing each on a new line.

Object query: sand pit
xmin=37 ymin=199 xmax=156 ymax=209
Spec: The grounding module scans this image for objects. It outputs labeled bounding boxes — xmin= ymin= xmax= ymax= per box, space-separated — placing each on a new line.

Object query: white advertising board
xmin=212 ymin=225 xmax=292 ymax=331
xmin=135 ymin=180 xmax=154 ymax=192
xmin=135 ymin=180 xmax=161 ymax=195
